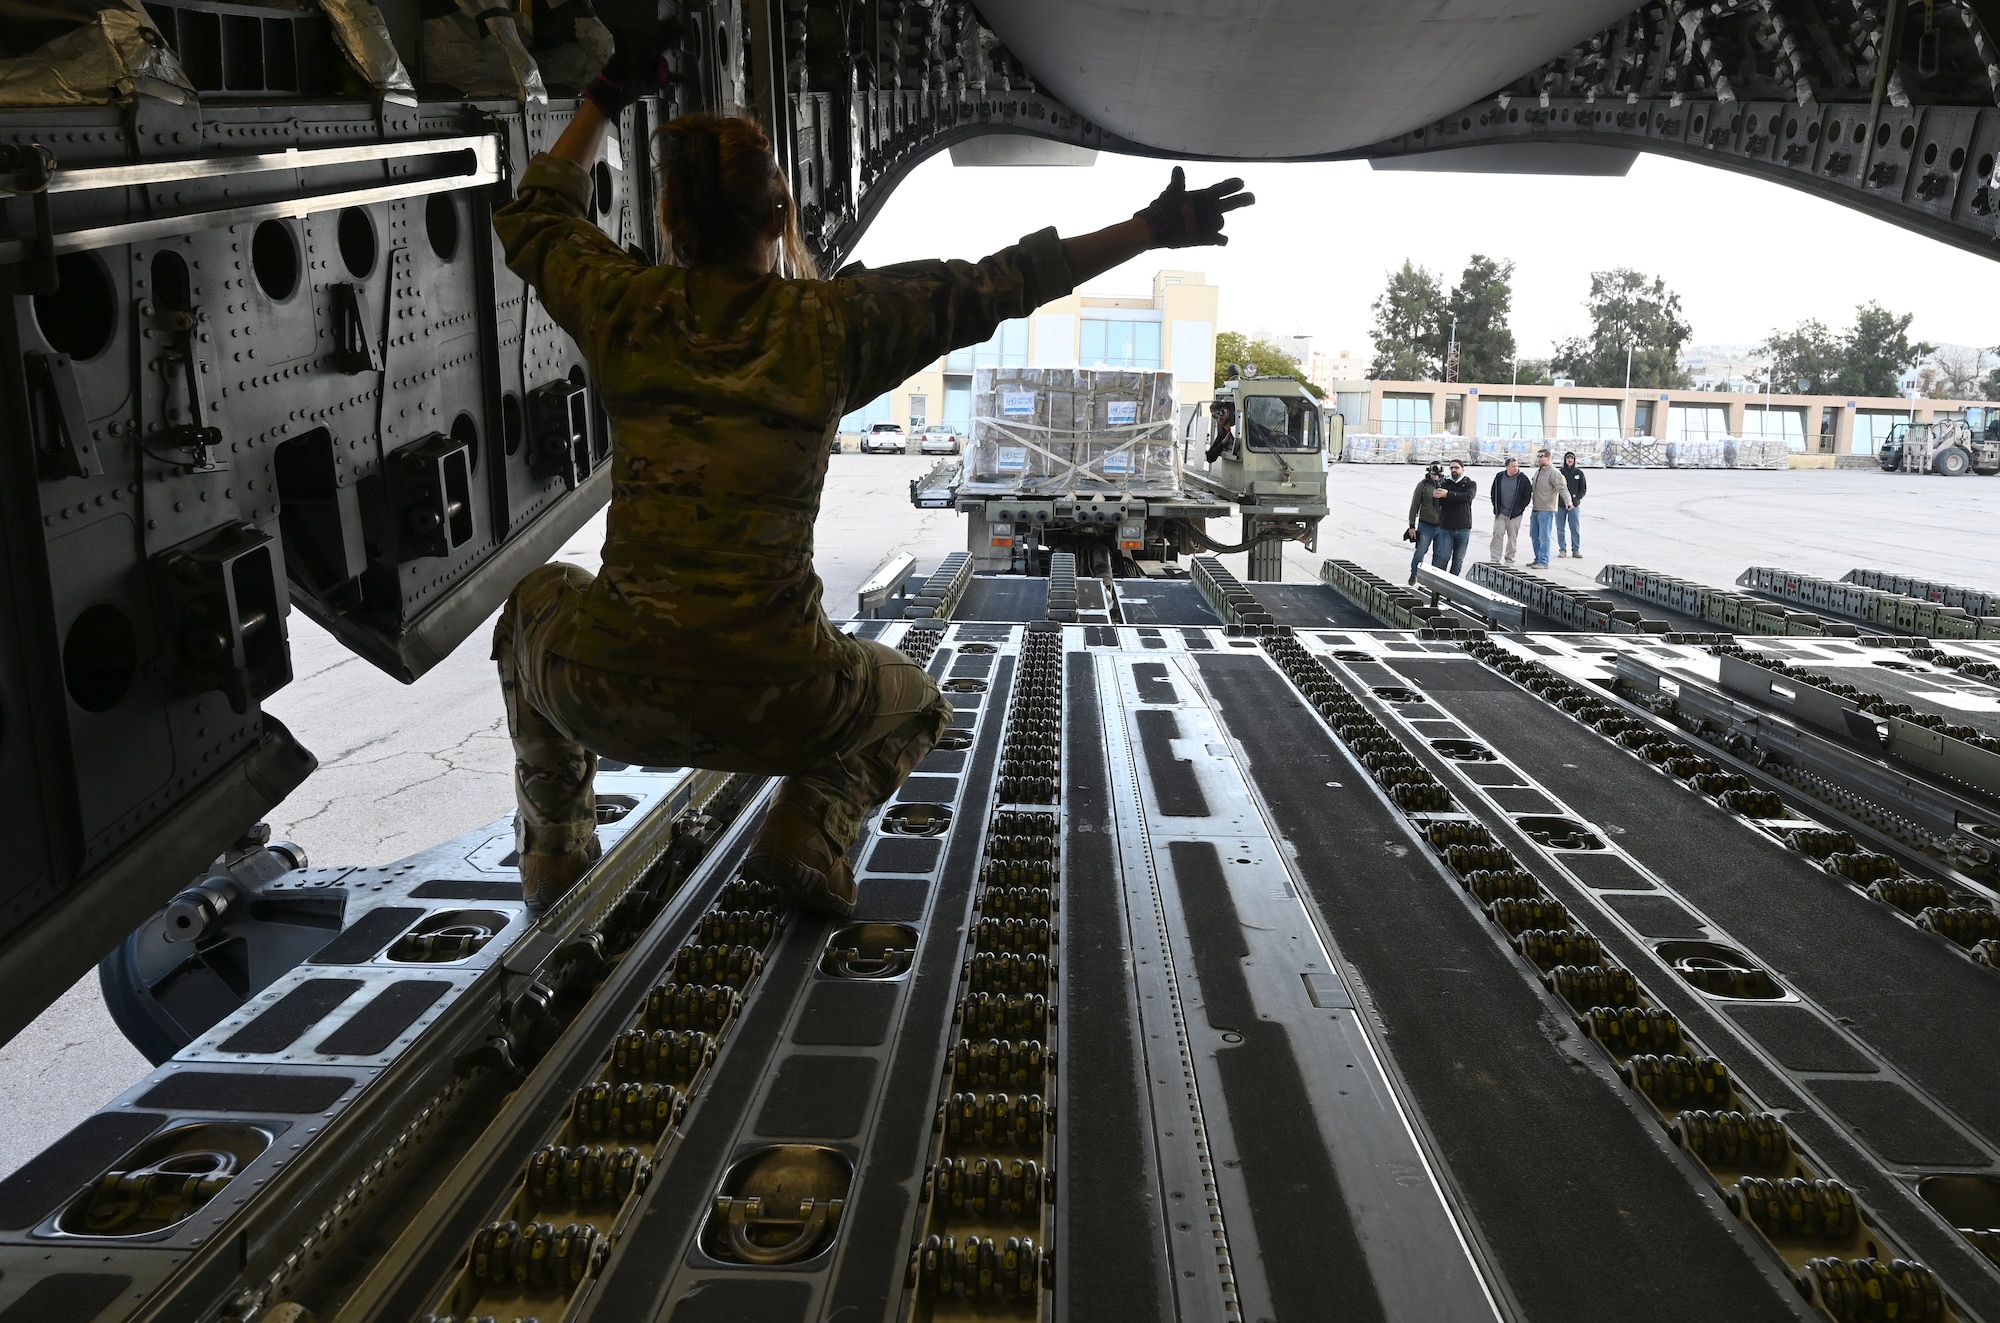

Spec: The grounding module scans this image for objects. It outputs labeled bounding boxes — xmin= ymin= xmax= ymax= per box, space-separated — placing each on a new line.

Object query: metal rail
xmin=0 ymin=135 xmax=501 ymax=263
xmin=1414 ymin=564 xmax=1525 ymax=630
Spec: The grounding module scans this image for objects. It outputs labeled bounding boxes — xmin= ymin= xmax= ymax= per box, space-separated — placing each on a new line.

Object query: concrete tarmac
xmin=5 ymin=454 xmax=1995 ymax=1178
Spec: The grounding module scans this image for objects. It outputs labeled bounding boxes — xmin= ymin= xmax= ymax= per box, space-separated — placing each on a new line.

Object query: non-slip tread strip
xmin=1195 ymin=652 xmax=1802 ymax=1323
xmin=1059 ymin=650 xmax=1173 ymax=1318
xmin=1167 ymin=840 xmax=1388 ymax=1323
xmin=1424 ymin=679 xmax=2000 ymax=1153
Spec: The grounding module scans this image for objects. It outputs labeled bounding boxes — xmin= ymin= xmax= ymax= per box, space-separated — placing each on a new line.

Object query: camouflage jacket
xmin=494 ymin=154 xmax=1075 ymax=682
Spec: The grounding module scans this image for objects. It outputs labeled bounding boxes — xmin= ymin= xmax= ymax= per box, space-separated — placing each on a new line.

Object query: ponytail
xmin=655 ymin=112 xmax=817 ymax=278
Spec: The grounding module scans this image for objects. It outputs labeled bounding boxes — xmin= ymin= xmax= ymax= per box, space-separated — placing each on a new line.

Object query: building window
xmin=908 ymin=395 xmax=927 ymax=430
xmin=945 ymin=317 xmax=1030 ymax=371
xmin=1556 ymin=399 xmax=1621 ymax=439
xmin=944 ymin=377 xmax=972 ymax=425
xmin=1852 ymin=409 xmax=1911 ymax=455
xmin=838 ymin=392 xmax=893 ymax=432
xmin=1078 ymin=318 xmax=1162 ymax=369
xmin=1667 ymin=402 xmax=1729 ymax=443
xmin=1335 ymin=391 xmax=1368 ymax=431
xmin=1381 ymin=393 xmax=1433 ymax=436
xmin=1477 ymin=397 xmax=1545 ymax=439
xmin=1742 ymin=405 xmax=1806 ymax=450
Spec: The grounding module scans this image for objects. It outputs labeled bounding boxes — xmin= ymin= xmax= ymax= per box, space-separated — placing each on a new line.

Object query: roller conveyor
xmin=1369 ymin=649 xmax=2000 ymax=1184
xmin=6 ymin=608 xmax=2000 ymax=1323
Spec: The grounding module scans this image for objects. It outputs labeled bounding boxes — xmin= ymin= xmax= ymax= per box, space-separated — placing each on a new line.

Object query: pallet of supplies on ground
xmin=1665 ymin=440 xmax=1726 ymax=468
xmin=966 ymin=367 xmax=1180 ymax=492
xmin=1472 ymin=436 xmax=1536 ymax=466
xmin=1732 ymin=439 xmax=1791 ymax=469
xmin=1339 ymin=434 xmax=1412 ymax=463
xmin=1605 ymin=437 xmax=1660 ymax=467
xmin=1406 ymin=434 xmax=1473 ymax=465
xmin=1546 ymin=438 xmax=1606 ymax=466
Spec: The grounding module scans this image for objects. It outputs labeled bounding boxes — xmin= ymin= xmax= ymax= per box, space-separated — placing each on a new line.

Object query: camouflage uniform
xmin=490 ymin=153 xmax=1075 ymax=906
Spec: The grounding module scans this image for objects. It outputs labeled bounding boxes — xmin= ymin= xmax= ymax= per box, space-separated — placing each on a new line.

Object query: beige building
xmin=1328 ymin=377 xmax=1998 ymax=456
xmin=840 ymin=270 xmax=1222 ymax=432
xmin=1309 ymin=348 xmax=1361 ymax=398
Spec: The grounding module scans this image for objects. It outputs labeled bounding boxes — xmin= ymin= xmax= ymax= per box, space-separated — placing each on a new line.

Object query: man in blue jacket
xmin=1488 ymin=457 xmax=1531 ymax=565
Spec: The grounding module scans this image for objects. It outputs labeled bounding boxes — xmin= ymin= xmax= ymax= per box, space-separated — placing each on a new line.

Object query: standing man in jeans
xmin=1406 ymin=463 xmax=1445 ymax=584
xmin=1435 ymin=458 xmax=1477 ymax=573
xmin=1556 ymin=450 xmax=1587 ymax=558
xmin=1488 ymin=456 xmax=1531 ymax=564
xmin=1527 ymin=447 xmax=1573 ymax=568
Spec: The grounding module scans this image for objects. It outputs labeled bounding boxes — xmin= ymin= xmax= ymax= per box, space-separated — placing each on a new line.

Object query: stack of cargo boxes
xmin=967 ymin=368 xmax=1179 ymax=493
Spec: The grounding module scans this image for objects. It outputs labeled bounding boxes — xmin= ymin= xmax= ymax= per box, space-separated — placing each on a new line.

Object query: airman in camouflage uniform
xmin=490 ymin=152 xmax=1077 ymax=910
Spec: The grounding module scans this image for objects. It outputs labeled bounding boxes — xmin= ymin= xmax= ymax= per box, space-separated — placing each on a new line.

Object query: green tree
xmin=1214 ymin=331 xmax=1325 ymax=398
xmin=1443 ymin=254 xmax=1516 ymax=384
xmin=1758 ymin=304 xmax=1933 ymax=397
xmin=1366 ymin=260 xmax=1444 ymax=380
xmin=1548 ymin=268 xmax=1693 ymax=389
xmin=1758 ymin=319 xmax=1845 ymax=394
xmin=1839 ymin=302 xmax=1930 ymax=397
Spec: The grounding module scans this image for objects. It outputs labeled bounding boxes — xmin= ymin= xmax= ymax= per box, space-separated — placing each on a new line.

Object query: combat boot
xmin=745 ymin=797 xmax=860 ymax=917
xmin=741 ymin=849 xmax=857 ymax=918
xmin=520 ymin=836 xmax=602 ymax=910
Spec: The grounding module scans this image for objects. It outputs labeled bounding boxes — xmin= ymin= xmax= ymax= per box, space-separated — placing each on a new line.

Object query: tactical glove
xmin=1133 ymin=166 xmax=1255 ymax=248
xmin=584 ymin=17 xmax=684 ymax=117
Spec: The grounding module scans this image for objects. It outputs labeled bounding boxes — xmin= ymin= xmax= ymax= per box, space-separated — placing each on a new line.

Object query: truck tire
xmin=1934 ymin=446 xmax=1972 ymax=477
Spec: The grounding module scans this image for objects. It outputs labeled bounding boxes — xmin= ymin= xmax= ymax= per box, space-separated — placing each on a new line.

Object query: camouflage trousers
xmin=493 ymin=562 xmax=952 ymax=881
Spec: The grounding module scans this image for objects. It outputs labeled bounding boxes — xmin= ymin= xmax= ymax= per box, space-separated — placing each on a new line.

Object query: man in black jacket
xmin=1435 ymin=459 xmax=1477 ymax=573
xmin=1557 ymin=450 xmax=1587 ymax=558
xmin=1488 ymin=457 xmax=1532 ymax=564
xmin=1405 ymin=463 xmax=1444 ymax=584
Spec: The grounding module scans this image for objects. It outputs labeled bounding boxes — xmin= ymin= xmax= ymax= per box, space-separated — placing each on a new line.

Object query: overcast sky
xmin=845 ymin=146 xmax=2000 ymax=365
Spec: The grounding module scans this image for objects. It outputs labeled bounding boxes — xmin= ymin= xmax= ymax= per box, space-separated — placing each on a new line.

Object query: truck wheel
xmin=1934 ymin=446 xmax=1972 ymax=477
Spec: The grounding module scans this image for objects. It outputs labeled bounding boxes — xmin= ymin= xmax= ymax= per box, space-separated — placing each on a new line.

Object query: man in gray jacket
xmin=1488 ymin=457 xmax=1531 ymax=564
xmin=1527 ymin=447 xmax=1574 ymax=568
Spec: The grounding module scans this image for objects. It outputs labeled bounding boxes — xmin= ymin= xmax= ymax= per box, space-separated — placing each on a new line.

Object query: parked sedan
xmin=918 ymin=424 xmax=964 ymax=456
xmin=859 ymin=423 xmax=908 ymax=454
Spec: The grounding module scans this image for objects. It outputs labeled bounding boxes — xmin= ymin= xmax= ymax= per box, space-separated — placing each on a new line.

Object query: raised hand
xmin=1133 ymin=166 xmax=1255 ymax=248
xmin=584 ymin=17 xmax=685 ymax=118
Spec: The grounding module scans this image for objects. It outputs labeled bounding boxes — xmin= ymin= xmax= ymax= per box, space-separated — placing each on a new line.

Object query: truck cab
xmin=1188 ymin=368 xmax=1334 ymax=576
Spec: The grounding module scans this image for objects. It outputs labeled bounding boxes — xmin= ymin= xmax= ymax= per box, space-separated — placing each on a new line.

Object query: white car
xmin=918 ymin=424 xmax=964 ymax=456
xmin=859 ymin=423 xmax=907 ymax=454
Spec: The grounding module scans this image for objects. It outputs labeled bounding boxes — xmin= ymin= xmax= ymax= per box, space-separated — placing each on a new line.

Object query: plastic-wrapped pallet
xmin=1472 ymin=436 xmax=1536 ymax=466
xmin=1339 ymin=434 xmax=1412 ymax=464
xmin=1606 ymin=437 xmax=1659 ymax=467
xmin=1407 ymin=434 xmax=1473 ymax=465
xmin=1665 ymin=440 xmax=1723 ymax=468
xmin=967 ymin=367 xmax=1179 ymax=492
xmin=1548 ymin=438 xmax=1605 ymax=467
xmin=1750 ymin=439 xmax=1792 ymax=469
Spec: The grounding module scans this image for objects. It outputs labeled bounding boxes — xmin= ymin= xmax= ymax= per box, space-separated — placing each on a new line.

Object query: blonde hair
xmin=655 ymin=113 xmax=817 ymax=278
